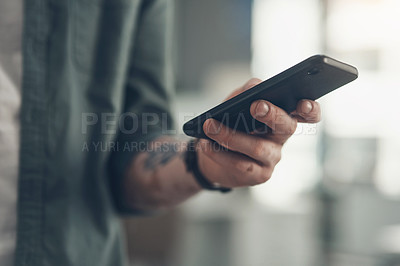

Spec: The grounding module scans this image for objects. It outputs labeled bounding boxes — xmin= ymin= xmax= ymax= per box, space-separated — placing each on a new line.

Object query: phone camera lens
xmin=307 ymin=68 xmax=319 ymax=75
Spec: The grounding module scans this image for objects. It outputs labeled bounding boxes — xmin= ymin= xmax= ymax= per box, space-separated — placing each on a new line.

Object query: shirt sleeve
xmin=108 ymin=0 xmax=175 ymax=215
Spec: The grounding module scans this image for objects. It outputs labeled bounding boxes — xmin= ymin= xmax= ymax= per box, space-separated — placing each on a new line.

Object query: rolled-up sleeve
xmin=108 ymin=0 xmax=175 ymax=215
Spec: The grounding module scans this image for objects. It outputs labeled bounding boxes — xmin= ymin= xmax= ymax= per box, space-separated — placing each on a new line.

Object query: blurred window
xmin=251 ymin=0 xmax=400 ymax=205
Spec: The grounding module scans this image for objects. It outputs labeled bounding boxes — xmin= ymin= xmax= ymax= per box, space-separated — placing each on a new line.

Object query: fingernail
xmin=255 ymin=101 xmax=269 ymax=117
xmin=302 ymin=101 xmax=313 ymax=114
xmin=206 ymin=120 xmax=219 ymax=135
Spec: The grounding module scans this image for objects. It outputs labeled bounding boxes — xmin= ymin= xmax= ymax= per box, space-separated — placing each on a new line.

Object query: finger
xmin=203 ymin=119 xmax=282 ymax=166
xmin=242 ymin=78 xmax=263 ymax=90
xmin=225 ymin=78 xmax=263 ymax=101
xmin=198 ymin=139 xmax=273 ymax=187
xmin=291 ymin=100 xmax=321 ymax=123
xmin=249 ymin=100 xmax=298 ymax=144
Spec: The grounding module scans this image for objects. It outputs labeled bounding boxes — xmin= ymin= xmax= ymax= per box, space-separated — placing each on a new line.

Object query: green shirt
xmin=17 ymin=0 xmax=173 ymax=265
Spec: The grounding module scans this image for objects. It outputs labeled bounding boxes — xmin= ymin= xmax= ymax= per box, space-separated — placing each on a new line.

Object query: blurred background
xmin=124 ymin=0 xmax=400 ymax=265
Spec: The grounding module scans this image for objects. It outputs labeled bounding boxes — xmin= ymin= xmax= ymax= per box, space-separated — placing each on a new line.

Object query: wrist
xmin=184 ymin=139 xmax=231 ymax=193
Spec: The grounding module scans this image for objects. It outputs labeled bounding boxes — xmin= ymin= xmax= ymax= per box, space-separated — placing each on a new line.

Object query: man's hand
xmin=197 ymin=78 xmax=321 ymax=188
xmin=123 ymin=78 xmax=321 ymax=211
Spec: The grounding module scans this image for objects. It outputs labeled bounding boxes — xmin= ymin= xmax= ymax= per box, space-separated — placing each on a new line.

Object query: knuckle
xmin=251 ymin=172 xmax=272 ymax=186
xmin=253 ymin=140 xmax=266 ymax=158
xmin=258 ymin=168 xmax=273 ymax=184
xmin=264 ymin=146 xmax=274 ymax=160
xmin=235 ymin=160 xmax=255 ymax=175
xmin=264 ymin=145 xmax=281 ymax=166
xmin=242 ymin=164 xmax=271 ymax=186
xmin=287 ymin=120 xmax=297 ymax=135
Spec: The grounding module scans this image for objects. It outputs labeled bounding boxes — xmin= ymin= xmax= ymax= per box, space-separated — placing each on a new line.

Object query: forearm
xmin=119 ymin=79 xmax=322 ymax=212
xmin=122 ymin=137 xmax=202 ymax=211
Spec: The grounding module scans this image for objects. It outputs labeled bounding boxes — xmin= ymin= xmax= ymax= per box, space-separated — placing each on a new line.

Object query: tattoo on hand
xmin=144 ymin=142 xmax=182 ymax=170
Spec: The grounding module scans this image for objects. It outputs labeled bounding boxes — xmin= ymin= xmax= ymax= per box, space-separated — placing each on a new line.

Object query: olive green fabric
xmin=16 ymin=0 xmax=173 ymax=265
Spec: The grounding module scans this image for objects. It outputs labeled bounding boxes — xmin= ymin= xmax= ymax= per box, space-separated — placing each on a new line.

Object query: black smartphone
xmin=183 ymin=55 xmax=358 ymax=139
